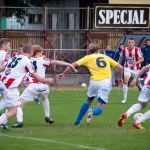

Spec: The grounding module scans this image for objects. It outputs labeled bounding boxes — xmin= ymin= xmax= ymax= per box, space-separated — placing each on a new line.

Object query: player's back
xmin=76 ymin=53 xmax=117 ymax=80
xmin=1 ymin=55 xmax=32 ymax=88
xmin=30 ymin=57 xmax=50 ymax=78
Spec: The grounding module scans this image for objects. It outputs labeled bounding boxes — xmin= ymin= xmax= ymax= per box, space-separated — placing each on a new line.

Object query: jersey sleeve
xmin=43 ymin=58 xmax=51 ymax=66
xmin=25 ymin=60 xmax=34 ymax=74
xmin=75 ymin=56 xmax=88 ymax=66
xmin=108 ymin=56 xmax=118 ymax=68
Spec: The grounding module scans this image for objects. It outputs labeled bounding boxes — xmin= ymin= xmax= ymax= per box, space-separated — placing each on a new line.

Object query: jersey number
xmin=96 ymin=57 xmax=107 ymax=68
xmin=32 ymin=61 xmax=37 ymax=71
xmin=8 ymin=57 xmax=22 ymax=68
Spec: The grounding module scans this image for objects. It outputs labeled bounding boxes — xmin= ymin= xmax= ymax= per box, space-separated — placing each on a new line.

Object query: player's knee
xmin=97 ymin=97 xmax=106 ymax=105
xmin=140 ymin=102 xmax=148 ymax=109
xmin=87 ymin=96 xmax=95 ymax=103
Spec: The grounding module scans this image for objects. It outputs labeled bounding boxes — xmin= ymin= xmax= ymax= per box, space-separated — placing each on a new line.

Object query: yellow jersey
xmin=75 ymin=53 xmax=118 ymax=80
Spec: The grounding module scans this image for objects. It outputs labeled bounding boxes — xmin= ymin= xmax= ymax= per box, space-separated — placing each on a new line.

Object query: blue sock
xmin=92 ymin=107 xmax=102 ymax=116
xmin=74 ymin=102 xmax=90 ymax=125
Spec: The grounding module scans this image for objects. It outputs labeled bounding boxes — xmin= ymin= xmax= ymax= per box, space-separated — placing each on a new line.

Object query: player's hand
xmin=118 ymin=77 xmax=123 ymax=86
xmin=130 ymin=79 xmax=136 ymax=87
xmin=46 ymin=78 xmax=55 ymax=83
xmin=55 ymin=73 xmax=65 ymax=80
xmin=131 ymin=60 xmax=136 ymax=66
xmin=69 ymin=64 xmax=77 ymax=73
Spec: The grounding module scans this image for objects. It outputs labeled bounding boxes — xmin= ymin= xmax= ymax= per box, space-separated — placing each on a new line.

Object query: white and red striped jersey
xmin=144 ymin=70 xmax=150 ymax=86
xmin=24 ymin=57 xmax=50 ymax=84
xmin=120 ymin=47 xmax=143 ymax=70
xmin=0 ymin=55 xmax=34 ymax=88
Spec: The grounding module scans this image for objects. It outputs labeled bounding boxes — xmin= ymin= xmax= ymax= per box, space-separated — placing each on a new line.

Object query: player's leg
xmin=133 ymin=86 xmax=150 ymax=129
xmin=86 ymin=78 xmax=110 ymax=124
xmin=41 ymin=85 xmax=54 ymax=124
xmin=118 ymin=85 xmax=149 ymax=127
xmin=12 ymin=106 xmax=23 ymax=128
xmin=0 ymin=86 xmax=20 ymax=130
xmin=12 ymin=84 xmax=35 ymax=128
xmin=34 ymin=96 xmax=41 ymax=104
xmin=74 ymin=81 xmax=97 ymax=126
xmin=122 ymin=69 xmax=131 ymax=103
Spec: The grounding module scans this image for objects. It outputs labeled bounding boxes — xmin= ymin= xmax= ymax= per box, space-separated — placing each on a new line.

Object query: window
xmin=64 ymin=13 xmax=76 ymax=29
xmin=29 ymin=14 xmax=42 ymax=24
xmin=48 ymin=13 xmax=58 ymax=29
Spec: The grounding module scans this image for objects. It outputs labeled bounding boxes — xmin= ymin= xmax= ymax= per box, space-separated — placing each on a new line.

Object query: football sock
xmin=92 ymin=107 xmax=102 ymax=116
xmin=126 ymin=103 xmax=142 ymax=117
xmin=123 ymin=84 xmax=128 ymax=100
xmin=17 ymin=107 xmax=23 ymax=123
xmin=136 ymin=110 xmax=150 ymax=123
xmin=0 ymin=113 xmax=7 ymax=125
xmin=74 ymin=102 xmax=90 ymax=125
xmin=42 ymin=98 xmax=50 ymax=118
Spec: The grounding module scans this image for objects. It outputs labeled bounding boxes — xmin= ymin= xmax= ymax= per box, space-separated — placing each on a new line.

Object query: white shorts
xmin=20 ymin=83 xmax=49 ymax=101
xmin=138 ymin=85 xmax=150 ymax=102
xmin=87 ymin=78 xmax=111 ymax=104
xmin=124 ymin=68 xmax=139 ymax=78
xmin=0 ymin=81 xmax=20 ymax=107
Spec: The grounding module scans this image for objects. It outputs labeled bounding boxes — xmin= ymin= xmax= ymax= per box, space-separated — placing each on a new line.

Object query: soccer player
xmin=119 ymin=38 xmax=144 ymax=103
xmin=0 ymin=44 xmax=55 ymax=128
xmin=118 ymin=64 xmax=150 ymax=129
xmin=57 ymin=42 xmax=123 ymax=126
xmin=12 ymin=45 xmax=76 ymax=128
xmin=0 ymin=39 xmax=7 ymax=72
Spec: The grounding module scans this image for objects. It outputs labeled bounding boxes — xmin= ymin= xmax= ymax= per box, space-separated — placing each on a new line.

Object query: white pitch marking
xmin=0 ymin=134 xmax=107 ymax=150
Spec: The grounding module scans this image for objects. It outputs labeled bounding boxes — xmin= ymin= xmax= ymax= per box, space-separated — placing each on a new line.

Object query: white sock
xmin=126 ymin=103 xmax=142 ymax=117
xmin=136 ymin=110 xmax=150 ymax=123
xmin=123 ymin=84 xmax=128 ymax=100
xmin=0 ymin=114 xmax=7 ymax=125
xmin=42 ymin=98 xmax=50 ymax=118
xmin=16 ymin=107 xmax=23 ymax=123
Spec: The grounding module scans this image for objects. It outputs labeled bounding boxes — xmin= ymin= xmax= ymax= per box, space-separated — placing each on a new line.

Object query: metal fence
xmin=0 ymin=30 xmax=125 ymax=50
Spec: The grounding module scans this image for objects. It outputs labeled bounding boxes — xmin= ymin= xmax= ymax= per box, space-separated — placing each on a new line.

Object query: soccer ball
xmin=133 ymin=113 xmax=144 ymax=122
xmin=81 ymin=83 xmax=87 ymax=88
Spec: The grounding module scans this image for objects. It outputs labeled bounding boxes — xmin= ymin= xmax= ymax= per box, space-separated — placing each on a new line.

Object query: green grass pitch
xmin=0 ymin=88 xmax=150 ymax=150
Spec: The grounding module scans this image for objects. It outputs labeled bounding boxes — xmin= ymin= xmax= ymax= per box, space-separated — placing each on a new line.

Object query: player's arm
xmin=135 ymin=56 xmax=144 ymax=65
xmin=118 ymin=55 xmax=123 ymax=64
xmin=109 ymin=56 xmax=123 ymax=82
xmin=31 ymin=72 xmax=54 ymax=84
xmin=50 ymin=60 xmax=76 ymax=72
xmin=134 ymin=49 xmax=144 ymax=65
xmin=55 ymin=56 xmax=87 ymax=80
xmin=0 ymin=65 xmax=5 ymax=72
xmin=115 ymin=64 xmax=123 ymax=82
xmin=63 ymin=62 xmax=78 ymax=75
xmin=134 ymin=64 xmax=150 ymax=83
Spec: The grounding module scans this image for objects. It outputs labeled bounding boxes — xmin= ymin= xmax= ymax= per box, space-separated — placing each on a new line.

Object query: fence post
xmin=87 ymin=6 xmax=90 ymax=30
xmin=44 ymin=6 xmax=48 ymax=30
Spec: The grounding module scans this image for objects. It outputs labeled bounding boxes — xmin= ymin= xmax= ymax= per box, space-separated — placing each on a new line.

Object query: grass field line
xmin=0 ymin=134 xmax=107 ymax=150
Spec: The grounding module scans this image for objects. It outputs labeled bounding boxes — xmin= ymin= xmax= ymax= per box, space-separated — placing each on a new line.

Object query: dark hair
xmin=128 ymin=38 xmax=135 ymax=41
xmin=145 ymin=39 xmax=150 ymax=42
xmin=119 ymin=43 xmax=124 ymax=46
xmin=22 ymin=44 xmax=33 ymax=53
